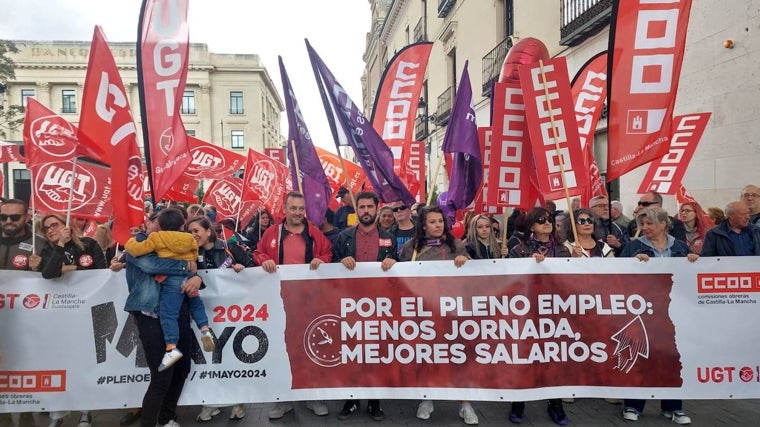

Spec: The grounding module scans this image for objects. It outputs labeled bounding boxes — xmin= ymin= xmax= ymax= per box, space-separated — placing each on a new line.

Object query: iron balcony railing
xmin=435 ymin=86 xmax=453 ymax=126
xmin=560 ymin=0 xmax=613 ymax=46
xmin=481 ymin=37 xmax=513 ymax=97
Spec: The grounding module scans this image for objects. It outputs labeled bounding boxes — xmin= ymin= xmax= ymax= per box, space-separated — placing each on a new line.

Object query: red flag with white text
xmin=163 ymin=174 xmax=200 ymax=204
xmin=638 ymin=112 xmax=710 ymax=195
xmin=79 ymin=26 xmax=146 ymax=244
xmin=606 ymin=0 xmax=693 ymax=181
xmin=32 ymin=159 xmax=113 ymax=221
xmin=23 ymin=99 xmax=78 ymax=167
xmin=571 ymin=52 xmax=608 ymax=206
xmin=519 ymin=57 xmax=588 ymax=200
xmin=137 ymin=0 xmax=192 ymax=201
xmin=486 ymin=82 xmax=543 ymax=211
xmin=315 ymin=146 xmax=369 ymax=211
xmin=186 ymin=136 xmax=247 ymax=180
xmin=370 ymin=42 xmax=433 ymax=201
xmin=202 ymin=177 xmax=265 ymax=228
xmin=0 ymin=141 xmax=24 ymax=163
xmin=240 ymin=149 xmax=292 ymax=218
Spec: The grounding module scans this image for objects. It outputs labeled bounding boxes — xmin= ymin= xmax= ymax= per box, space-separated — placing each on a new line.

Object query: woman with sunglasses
xmin=564 ymin=209 xmax=614 ymax=258
xmin=39 ymin=214 xmax=107 ymax=279
xmin=678 ymin=201 xmax=708 ymax=254
xmin=619 ymin=206 xmax=697 ymax=425
xmin=38 ymin=214 xmax=106 ymax=427
xmin=399 ymin=206 xmax=478 ymax=425
xmin=507 ymin=206 xmax=570 ymax=426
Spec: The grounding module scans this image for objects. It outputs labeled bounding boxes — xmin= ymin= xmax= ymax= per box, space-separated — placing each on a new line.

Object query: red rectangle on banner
xmin=0 ymin=370 xmax=66 ymax=392
xmin=697 ymin=273 xmax=760 ymax=294
xmin=282 ymin=273 xmax=681 ymax=390
xmin=519 ymin=57 xmax=587 ymax=200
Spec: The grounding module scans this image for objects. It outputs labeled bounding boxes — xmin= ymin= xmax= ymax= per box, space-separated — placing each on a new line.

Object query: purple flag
xmin=279 ymin=56 xmax=331 ymax=226
xmin=306 ymin=40 xmax=415 ymax=206
xmin=442 ymin=61 xmax=482 ymax=210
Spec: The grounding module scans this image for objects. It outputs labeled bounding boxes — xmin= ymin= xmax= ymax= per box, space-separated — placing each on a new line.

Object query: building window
xmin=231 ymin=130 xmax=244 ymax=149
xmin=186 ymin=129 xmax=196 ymax=137
xmin=13 ymin=169 xmax=31 ymax=180
xmin=230 ymin=91 xmax=244 ymax=114
xmin=181 ymin=90 xmax=196 ymax=114
xmin=20 ymin=89 xmax=35 ymax=107
xmin=62 ymin=89 xmax=77 ymax=114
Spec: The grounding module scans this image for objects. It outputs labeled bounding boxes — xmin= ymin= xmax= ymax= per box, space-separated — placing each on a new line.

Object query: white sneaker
xmin=305 ymin=400 xmax=329 ymax=416
xmin=268 ymin=402 xmax=294 ymax=419
xmin=663 ymin=410 xmax=692 ymax=425
xmin=417 ymin=400 xmax=434 ymax=420
xmin=48 ymin=419 xmax=63 ymax=427
xmin=196 ymin=406 xmax=221 ymax=422
xmin=622 ymin=408 xmax=640 ymax=421
xmin=78 ymin=412 xmax=92 ymax=427
xmin=201 ymin=330 xmax=215 ymax=352
xmin=160 ymin=421 xmax=180 ymax=427
xmin=157 ymin=348 xmax=183 ymax=372
xmin=459 ymin=402 xmax=479 ymax=425
xmin=229 ymin=404 xmax=246 ymax=420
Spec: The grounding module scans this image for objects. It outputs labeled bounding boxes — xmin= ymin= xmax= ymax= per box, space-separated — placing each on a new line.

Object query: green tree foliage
xmin=0 ymin=40 xmax=24 ymax=140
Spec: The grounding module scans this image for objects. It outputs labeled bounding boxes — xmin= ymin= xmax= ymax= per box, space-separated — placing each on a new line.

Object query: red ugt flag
xmin=137 ymin=0 xmax=192 ymax=201
xmin=79 ymin=26 xmax=146 ymax=244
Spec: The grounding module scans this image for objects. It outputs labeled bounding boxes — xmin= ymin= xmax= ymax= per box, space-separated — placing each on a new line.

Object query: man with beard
xmin=0 ymin=200 xmax=40 ymax=426
xmin=0 ymin=199 xmax=44 ymax=271
xmin=331 ymin=191 xmax=398 ymax=421
xmin=253 ymin=191 xmax=333 ymax=420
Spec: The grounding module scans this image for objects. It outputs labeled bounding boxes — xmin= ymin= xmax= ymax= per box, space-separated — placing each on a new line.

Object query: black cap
xmin=336 ymin=187 xmax=349 ymax=199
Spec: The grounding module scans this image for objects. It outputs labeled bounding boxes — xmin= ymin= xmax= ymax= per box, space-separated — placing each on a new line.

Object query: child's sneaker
xmin=158 ymin=348 xmax=183 ymax=372
xmin=201 ymin=329 xmax=215 ymax=352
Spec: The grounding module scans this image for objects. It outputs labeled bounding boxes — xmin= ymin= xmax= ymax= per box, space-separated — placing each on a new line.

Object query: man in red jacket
xmin=252 ymin=191 xmax=332 ymax=419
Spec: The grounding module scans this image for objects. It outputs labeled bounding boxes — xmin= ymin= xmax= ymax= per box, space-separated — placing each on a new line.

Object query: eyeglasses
xmin=576 ymin=217 xmax=594 ymax=225
xmin=0 ymin=214 xmax=23 ymax=222
xmin=679 ymin=208 xmax=695 ymax=214
xmin=742 ymin=193 xmax=760 ymax=199
xmin=392 ymin=206 xmax=408 ymax=212
xmin=637 ymin=201 xmax=658 ymax=207
xmin=535 ymin=216 xmax=554 ymax=225
xmin=41 ymin=222 xmax=62 ymax=233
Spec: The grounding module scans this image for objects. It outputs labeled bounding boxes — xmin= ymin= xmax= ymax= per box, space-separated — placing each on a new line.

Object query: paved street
xmin=11 ymin=398 xmax=758 ymax=426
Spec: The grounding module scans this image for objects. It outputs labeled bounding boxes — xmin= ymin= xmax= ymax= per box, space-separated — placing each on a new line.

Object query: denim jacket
xmin=123 ymin=233 xmax=191 ymax=314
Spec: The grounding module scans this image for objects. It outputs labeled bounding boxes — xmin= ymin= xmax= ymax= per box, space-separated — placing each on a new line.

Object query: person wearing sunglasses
xmin=624 ymin=191 xmax=687 ymax=244
xmin=389 ymin=200 xmax=416 ymax=254
xmin=563 ymin=209 xmax=614 ymax=258
xmin=37 ymin=213 xmax=106 ymax=427
xmin=0 ymin=201 xmax=42 ymax=425
xmin=589 ymin=195 xmax=628 ymax=256
xmin=0 ymin=199 xmax=44 ymax=272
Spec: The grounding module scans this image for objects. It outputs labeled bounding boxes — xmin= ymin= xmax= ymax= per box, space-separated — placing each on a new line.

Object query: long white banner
xmin=1 ymin=257 xmax=759 ymax=411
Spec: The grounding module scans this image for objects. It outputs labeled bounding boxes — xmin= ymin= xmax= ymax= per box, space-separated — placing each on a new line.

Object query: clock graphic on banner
xmin=303 ymin=314 xmax=341 ymax=367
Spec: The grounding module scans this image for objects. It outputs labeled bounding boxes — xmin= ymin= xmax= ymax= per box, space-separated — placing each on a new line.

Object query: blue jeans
xmin=159 ymin=276 xmax=209 ymax=346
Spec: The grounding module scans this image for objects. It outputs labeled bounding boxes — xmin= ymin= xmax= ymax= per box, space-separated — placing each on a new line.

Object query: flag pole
xmin=289 ymin=139 xmax=303 ymax=194
xmin=65 ymin=157 xmax=78 ymax=227
xmin=426 ymin=150 xmax=445 ymax=206
xmin=334 ymin=148 xmax=357 ymax=213
xmin=537 ymin=60 xmax=580 ymax=247
xmin=501 ymin=207 xmax=510 ymax=258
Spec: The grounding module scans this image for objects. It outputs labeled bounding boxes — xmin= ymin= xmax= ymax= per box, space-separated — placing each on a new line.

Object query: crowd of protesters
xmin=2 ymin=183 xmax=760 ymax=427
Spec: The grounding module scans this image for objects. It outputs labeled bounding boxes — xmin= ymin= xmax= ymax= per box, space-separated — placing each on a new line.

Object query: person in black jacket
xmin=701 ymin=201 xmax=760 ymax=256
xmin=185 ymin=216 xmax=253 ymax=421
xmin=38 ymin=213 xmax=106 ymax=426
xmin=332 ymin=191 xmax=398 ymax=422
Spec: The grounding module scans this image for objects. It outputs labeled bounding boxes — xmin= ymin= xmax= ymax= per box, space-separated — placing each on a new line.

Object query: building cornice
xmin=379 ymin=0 xmax=409 ymax=45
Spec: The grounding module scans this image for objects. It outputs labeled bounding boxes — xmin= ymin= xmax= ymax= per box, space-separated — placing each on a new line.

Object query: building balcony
xmin=438 ymin=0 xmax=456 ymax=18
xmin=560 ymin=0 xmax=613 ymax=46
xmin=413 ymin=18 xmax=425 ymax=43
xmin=434 ymin=86 xmax=453 ymax=126
xmin=481 ymin=37 xmax=513 ymax=97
